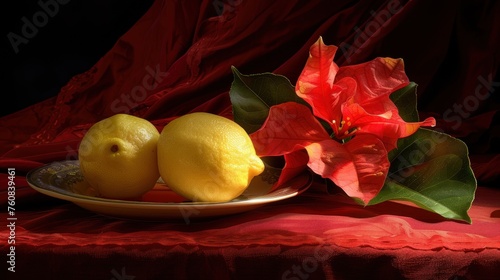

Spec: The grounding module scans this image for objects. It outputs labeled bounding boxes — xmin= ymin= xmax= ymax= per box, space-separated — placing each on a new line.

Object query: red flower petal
xmin=272 ymin=150 xmax=309 ymax=191
xmin=305 ymin=135 xmax=390 ymax=204
xmin=337 ymin=57 xmax=410 ymax=108
xmin=295 ymin=37 xmax=344 ymax=125
xmin=342 ymin=103 xmax=436 ymax=150
xmin=250 ymin=102 xmax=330 ymax=156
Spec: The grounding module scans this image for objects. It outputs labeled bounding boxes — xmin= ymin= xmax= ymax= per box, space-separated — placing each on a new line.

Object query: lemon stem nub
xmin=110 ymin=144 xmax=119 ymax=153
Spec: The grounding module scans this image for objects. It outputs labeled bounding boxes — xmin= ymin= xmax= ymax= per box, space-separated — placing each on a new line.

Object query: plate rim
xmin=26 ymin=160 xmax=313 ymax=210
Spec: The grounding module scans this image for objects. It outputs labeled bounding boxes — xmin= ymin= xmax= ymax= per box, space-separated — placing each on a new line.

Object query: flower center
xmin=332 ymin=117 xmax=359 ymax=139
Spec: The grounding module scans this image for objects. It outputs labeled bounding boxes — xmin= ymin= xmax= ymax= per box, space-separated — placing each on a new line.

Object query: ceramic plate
xmin=26 ymin=160 xmax=312 ymax=220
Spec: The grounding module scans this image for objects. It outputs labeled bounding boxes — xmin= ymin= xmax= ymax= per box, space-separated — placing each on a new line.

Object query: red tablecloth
xmin=1 ymin=0 xmax=500 ymax=279
xmin=1 ymin=182 xmax=499 ymax=279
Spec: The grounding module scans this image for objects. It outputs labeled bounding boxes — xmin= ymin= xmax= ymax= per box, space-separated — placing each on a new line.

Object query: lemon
xmin=157 ymin=112 xmax=265 ymax=202
xmin=78 ymin=114 xmax=160 ymax=199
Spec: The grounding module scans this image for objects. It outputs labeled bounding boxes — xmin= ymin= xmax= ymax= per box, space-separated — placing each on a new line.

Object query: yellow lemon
xmin=157 ymin=112 xmax=265 ymax=202
xmin=78 ymin=114 xmax=160 ymax=199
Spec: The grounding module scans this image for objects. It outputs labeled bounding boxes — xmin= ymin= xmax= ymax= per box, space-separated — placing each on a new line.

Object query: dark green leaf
xmin=229 ymin=66 xmax=307 ymax=134
xmin=369 ymin=128 xmax=477 ymax=223
xmin=390 ymin=82 xmax=419 ymax=122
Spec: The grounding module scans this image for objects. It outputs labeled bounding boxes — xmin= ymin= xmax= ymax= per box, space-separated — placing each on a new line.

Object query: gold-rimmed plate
xmin=26 ymin=160 xmax=312 ymax=220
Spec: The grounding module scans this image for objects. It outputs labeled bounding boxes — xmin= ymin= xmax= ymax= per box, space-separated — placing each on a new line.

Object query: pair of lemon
xmin=78 ymin=113 xmax=265 ymax=202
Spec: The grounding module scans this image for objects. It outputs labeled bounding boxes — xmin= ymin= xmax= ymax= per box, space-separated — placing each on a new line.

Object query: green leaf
xmin=390 ymin=82 xmax=419 ymax=122
xmin=229 ymin=66 xmax=307 ymax=134
xmin=369 ymin=128 xmax=477 ymax=223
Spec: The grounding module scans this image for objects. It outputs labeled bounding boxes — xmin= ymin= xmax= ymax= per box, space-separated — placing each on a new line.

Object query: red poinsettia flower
xmin=250 ymin=37 xmax=436 ymax=204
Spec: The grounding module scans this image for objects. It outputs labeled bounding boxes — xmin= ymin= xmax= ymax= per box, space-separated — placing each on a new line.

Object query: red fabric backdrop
xmin=1 ymin=0 xmax=500 ymax=279
xmin=1 ymin=0 xmax=499 ymax=185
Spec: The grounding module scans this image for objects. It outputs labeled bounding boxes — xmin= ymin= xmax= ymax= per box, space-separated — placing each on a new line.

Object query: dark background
xmin=1 ymin=0 xmax=155 ymax=117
